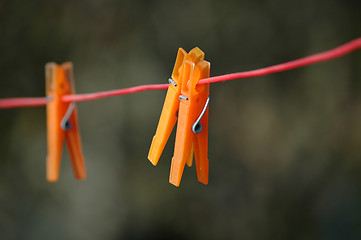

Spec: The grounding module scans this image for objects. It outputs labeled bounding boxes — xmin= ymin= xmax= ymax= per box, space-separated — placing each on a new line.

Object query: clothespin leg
xmin=62 ymin=63 xmax=86 ymax=180
xmin=46 ymin=97 xmax=66 ymax=182
xmin=64 ymin=108 xmax=86 ymax=179
xmin=193 ymin=106 xmax=209 ymax=185
xmin=45 ymin=63 xmax=67 ymax=182
xmin=169 ymin=102 xmax=194 ymax=186
xmin=148 ymin=86 xmax=179 ymax=165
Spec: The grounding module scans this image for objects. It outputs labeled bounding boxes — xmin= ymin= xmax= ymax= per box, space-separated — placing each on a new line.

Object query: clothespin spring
xmin=60 ymin=102 xmax=76 ymax=130
xmin=179 ymin=95 xmax=188 ymax=101
xmin=168 ymin=78 xmax=177 ymax=86
xmin=191 ymin=96 xmax=210 ymax=134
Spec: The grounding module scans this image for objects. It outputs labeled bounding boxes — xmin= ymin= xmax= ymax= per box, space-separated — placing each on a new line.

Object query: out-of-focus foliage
xmin=0 ymin=0 xmax=361 ymax=239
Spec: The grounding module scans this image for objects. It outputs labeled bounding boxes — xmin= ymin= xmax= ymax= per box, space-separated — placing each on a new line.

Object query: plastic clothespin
xmin=148 ymin=47 xmax=210 ymax=187
xmin=45 ymin=62 xmax=86 ymax=182
xmin=148 ymin=48 xmax=187 ymax=165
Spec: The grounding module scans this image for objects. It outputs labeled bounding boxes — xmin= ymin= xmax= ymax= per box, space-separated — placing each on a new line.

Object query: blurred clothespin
xmin=148 ymin=47 xmax=210 ymax=187
xmin=45 ymin=62 xmax=86 ymax=182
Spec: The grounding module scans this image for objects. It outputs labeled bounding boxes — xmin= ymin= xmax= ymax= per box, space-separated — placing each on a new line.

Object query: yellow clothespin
xmin=45 ymin=62 xmax=86 ymax=182
xmin=148 ymin=47 xmax=210 ymax=186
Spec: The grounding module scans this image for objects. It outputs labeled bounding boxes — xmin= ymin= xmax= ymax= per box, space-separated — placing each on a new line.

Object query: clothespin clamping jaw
xmin=148 ymin=47 xmax=210 ymax=187
xmin=45 ymin=62 xmax=86 ymax=182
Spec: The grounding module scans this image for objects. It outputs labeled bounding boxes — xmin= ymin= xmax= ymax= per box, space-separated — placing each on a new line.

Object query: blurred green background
xmin=0 ymin=0 xmax=361 ymax=239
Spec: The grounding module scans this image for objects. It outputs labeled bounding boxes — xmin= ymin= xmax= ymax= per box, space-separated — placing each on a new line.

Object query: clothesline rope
xmin=1 ymin=37 xmax=361 ymax=109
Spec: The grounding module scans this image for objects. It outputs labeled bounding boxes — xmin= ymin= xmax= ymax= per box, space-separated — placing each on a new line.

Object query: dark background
xmin=0 ymin=0 xmax=361 ymax=239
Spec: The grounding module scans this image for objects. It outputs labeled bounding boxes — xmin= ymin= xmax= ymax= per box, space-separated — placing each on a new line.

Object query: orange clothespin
xmin=148 ymin=47 xmax=210 ymax=187
xmin=45 ymin=62 xmax=86 ymax=182
xmin=148 ymin=48 xmax=187 ymax=165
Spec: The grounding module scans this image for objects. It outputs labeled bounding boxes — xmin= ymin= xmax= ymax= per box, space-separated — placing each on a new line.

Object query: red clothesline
xmin=1 ymin=37 xmax=361 ymax=109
